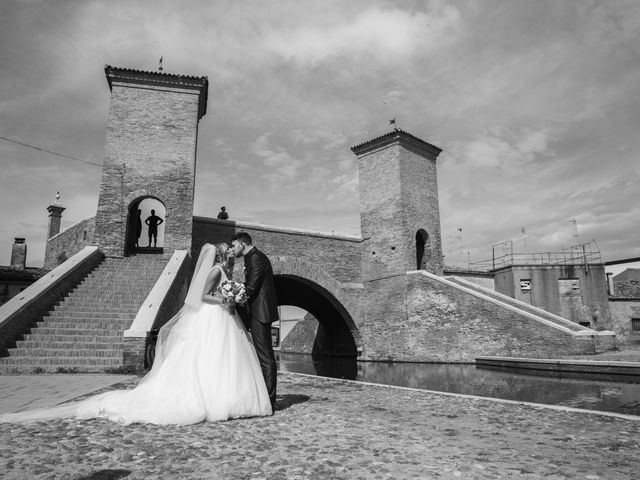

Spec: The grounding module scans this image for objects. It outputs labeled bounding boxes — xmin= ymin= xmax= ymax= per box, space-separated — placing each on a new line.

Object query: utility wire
xmin=0 ymin=135 xmax=103 ymax=168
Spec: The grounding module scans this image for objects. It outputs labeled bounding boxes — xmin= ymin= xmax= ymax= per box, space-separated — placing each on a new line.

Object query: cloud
xmin=262 ymin=4 xmax=461 ymax=66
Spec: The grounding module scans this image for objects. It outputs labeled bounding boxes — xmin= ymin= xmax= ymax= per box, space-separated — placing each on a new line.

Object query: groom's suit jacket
xmin=242 ymin=247 xmax=279 ymax=325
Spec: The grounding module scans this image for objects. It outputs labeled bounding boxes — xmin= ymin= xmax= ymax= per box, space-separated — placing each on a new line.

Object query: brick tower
xmin=94 ymin=65 xmax=208 ymax=257
xmin=352 ymin=129 xmax=444 ymax=280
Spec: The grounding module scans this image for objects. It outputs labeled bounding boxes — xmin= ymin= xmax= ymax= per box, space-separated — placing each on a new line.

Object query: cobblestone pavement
xmin=1 ymin=372 xmax=639 ymax=480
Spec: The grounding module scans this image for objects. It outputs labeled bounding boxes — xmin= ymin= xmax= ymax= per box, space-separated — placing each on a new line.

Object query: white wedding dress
xmin=0 ymin=246 xmax=272 ymax=425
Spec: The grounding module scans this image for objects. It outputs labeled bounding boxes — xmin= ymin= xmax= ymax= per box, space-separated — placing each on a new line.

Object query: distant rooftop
xmin=104 ymin=65 xmax=209 ymax=119
xmin=351 ymin=128 xmax=442 ymax=158
xmin=0 ymin=266 xmax=48 ymax=282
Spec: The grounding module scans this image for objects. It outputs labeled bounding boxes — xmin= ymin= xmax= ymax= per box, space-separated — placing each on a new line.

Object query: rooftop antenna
xmin=568 ymin=218 xmax=578 ymax=237
xmin=520 ymin=226 xmax=530 ymax=247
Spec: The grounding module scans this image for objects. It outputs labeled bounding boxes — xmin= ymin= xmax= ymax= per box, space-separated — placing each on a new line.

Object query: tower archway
xmin=125 ymin=197 xmax=166 ymax=254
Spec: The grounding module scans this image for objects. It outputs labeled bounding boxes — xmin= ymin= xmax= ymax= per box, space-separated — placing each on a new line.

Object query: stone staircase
xmin=0 ymin=254 xmax=168 ymax=373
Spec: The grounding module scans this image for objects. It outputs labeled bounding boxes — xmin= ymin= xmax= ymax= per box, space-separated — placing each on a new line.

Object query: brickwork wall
xmin=191 ymin=217 xmax=362 ymax=283
xmin=0 ymin=250 xmax=104 ymax=357
xmin=398 ymin=146 xmax=443 ymax=275
xmin=607 ymin=299 xmax=640 ymax=345
xmin=398 ymin=272 xmax=596 ymax=362
xmin=44 ymin=217 xmax=95 ymax=270
xmin=94 ymin=82 xmax=201 ymax=258
xmin=358 ymin=275 xmax=409 ymax=361
xmin=358 ymin=146 xmax=406 ymax=281
xmin=122 ymin=337 xmax=146 ymax=369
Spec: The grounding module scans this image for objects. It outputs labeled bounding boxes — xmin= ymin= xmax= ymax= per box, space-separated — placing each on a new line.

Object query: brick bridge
xmin=0 ymin=65 xmax=616 ymax=372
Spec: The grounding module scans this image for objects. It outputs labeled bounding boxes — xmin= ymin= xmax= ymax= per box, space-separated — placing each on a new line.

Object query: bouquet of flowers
xmin=217 ymin=280 xmax=248 ymax=306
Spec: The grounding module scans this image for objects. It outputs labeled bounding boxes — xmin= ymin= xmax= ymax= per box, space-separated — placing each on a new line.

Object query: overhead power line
xmin=0 ymin=135 xmax=103 ymax=168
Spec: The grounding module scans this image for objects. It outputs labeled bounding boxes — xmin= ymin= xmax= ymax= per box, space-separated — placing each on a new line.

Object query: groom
xmin=231 ymin=232 xmax=278 ymax=410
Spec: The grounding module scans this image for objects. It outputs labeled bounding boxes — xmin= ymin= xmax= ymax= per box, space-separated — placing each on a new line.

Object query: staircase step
xmin=8 ymin=348 xmax=122 ymax=357
xmin=48 ymin=310 xmax=137 ymax=317
xmin=1 ymin=254 xmax=170 ymax=371
xmin=16 ymin=340 xmax=124 ymax=350
xmin=52 ymin=298 xmax=144 ymax=312
xmin=31 ymin=327 xmax=124 ymax=336
xmin=0 ymin=356 xmax=122 ymax=366
xmin=37 ymin=320 xmax=130 ymax=329
xmin=23 ymin=334 xmax=123 ymax=343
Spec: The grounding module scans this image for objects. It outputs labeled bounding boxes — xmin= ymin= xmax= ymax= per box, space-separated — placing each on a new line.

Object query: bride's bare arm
xmin=202 ymin=268 xmax=224 ymax=305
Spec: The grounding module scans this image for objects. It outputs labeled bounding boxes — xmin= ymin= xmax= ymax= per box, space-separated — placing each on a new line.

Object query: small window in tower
xmin=372 ymin=251 xmax=376 ymax=256
xmin=391 ymin=246 xmax=396 ymax=251
xmin=632 ymin=318 xmax=640 ymax=331
xmin=83 ymin=230 xmax=87 ymax=240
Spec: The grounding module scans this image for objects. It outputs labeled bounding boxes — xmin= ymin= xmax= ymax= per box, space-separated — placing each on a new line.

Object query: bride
xmin=0 ymin=243 xmax=273 ymax=425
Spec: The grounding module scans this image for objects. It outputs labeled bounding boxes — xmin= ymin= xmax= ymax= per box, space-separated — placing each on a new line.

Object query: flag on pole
xmin=389 ymin=118 xmax=396 ymax=125
xmin=159 ymin=56 xmax=163 ymax=71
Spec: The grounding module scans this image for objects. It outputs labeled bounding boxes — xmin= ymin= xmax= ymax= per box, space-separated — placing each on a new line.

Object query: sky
xmin=1 ymin=0 xmax=639 ymax=269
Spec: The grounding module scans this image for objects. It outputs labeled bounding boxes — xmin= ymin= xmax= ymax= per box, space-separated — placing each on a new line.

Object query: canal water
xmin=276 ymin=353 xmax=640 ymax=416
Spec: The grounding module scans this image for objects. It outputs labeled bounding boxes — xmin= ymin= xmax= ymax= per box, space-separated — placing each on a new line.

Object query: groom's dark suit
xmin=239 ymin=247 xmax=278 ymax=408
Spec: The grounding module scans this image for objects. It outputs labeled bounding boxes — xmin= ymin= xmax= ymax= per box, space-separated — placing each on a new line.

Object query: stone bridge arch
xmin=271 ymin=257 xmax=361 ymax=357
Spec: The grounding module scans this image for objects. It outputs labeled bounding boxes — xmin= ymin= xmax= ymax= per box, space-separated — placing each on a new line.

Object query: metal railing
xmin=469 ymin=240 xmax=602 ymax=271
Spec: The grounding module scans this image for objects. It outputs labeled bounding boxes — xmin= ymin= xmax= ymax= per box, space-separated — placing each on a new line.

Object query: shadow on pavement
xmin=76 ymin=469 xmax=131 ymax=480
xmin=275 ymin=394 xmax=310 ymax=411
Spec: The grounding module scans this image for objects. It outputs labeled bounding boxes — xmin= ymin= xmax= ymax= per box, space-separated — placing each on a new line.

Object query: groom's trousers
xmin=249 ymin=318 xmax=277 ymax=408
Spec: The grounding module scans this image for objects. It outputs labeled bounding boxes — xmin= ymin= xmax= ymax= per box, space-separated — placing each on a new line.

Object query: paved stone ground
xmin=563 ymin=346 xmax=640 ymax=362
xmin=0 ymin=375 xmax=136 ymax=415
xmin=1 ymin=372 xmax=639 ymax=480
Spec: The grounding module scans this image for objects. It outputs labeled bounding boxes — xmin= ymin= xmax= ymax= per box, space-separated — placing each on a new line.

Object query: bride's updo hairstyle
xmin=214 ymin=243 xmax=230 ymax=268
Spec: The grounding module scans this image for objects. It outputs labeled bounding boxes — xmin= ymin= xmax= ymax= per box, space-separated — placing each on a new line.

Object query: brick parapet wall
xmin=0 ymin=248 xmax=104 ymax=357
xmin=192 ymin=217 xmax=362 ymax=284
xmin=44 ymin=217 xmax=96 ymax=270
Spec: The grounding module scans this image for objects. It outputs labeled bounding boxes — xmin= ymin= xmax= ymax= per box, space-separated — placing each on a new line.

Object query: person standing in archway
xmin=231 ymin=232 xmax=279 ymax=411
xmin=145 ymin=209 xmax=164 ymax=248
xmin=134 ymin=209 xmax=143 ymax=248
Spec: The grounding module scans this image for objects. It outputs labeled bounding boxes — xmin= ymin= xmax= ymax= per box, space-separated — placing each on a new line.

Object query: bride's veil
xmin=141 ymin=243 xmax=217 ymax=384
xmin=0 ymin=244 xmax=220 ymax=423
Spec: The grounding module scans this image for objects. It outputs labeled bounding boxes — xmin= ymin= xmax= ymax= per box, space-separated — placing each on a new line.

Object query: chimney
xmin=47 ymin=192 xmax=65 ymax=239
xmin=10 ymin=238 xmax=26 ymax=270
